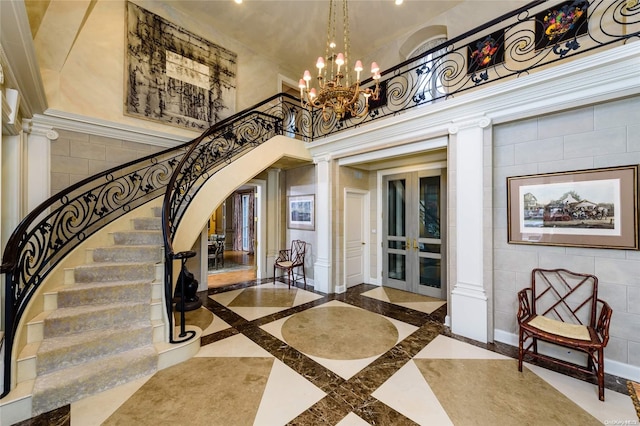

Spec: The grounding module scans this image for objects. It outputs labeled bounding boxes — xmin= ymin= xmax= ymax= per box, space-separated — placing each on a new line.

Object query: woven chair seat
xmin=527 ymin=315 xmax=590 ymax=341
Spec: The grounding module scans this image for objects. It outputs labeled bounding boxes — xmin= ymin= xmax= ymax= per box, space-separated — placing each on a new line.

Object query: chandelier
xmin=299 ymin=0 xmax=381 ymax=122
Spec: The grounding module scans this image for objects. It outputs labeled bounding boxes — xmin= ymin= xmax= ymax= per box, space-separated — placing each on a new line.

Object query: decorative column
xmin=266 ymin=169 xmax=281 ymax=277
xmin=449 ymin=116 xmax=491 ymax=343
xmin=313 ymin=154 xmax=332 ymax=294
xmin=22 ymin=120 xmax=58 ymax=214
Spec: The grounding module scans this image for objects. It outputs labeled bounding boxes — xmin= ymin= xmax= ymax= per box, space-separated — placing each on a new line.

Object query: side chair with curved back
xmin=517 ymin=268 xmax=612 ymax=401
xmin=273 ymin=239 xmax=307 ymax=289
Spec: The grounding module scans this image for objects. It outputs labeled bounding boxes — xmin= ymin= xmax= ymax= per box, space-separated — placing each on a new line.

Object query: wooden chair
xmin=273 ymin=240 xmax=307 ymax=289
xmin=517 ymin=268 xmax=612 ymax=401
xmin=207 ymin=239 xmax=224 ymax=269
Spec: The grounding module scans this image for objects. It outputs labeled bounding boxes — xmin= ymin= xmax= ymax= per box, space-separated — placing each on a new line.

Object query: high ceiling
xmin=140 ymin=0 xmax=523 ymax=78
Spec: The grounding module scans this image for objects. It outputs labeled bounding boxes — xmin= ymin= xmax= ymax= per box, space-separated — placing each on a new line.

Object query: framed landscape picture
xmin=288 ymin=195 xmax=315 ymax=230
xmin=507 ymin=165 xmax=638 ymax=250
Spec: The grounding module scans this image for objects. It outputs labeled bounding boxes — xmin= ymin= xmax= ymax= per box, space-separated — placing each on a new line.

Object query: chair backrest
xmin=531 ymin=268 xmax=598 ymax=327
xmin=291 ymin=240 xmax=306 ymax=266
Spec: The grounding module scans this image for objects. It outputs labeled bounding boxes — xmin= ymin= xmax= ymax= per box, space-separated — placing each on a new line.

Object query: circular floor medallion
xmin=281 ymin=306 xmax=399 ymax=360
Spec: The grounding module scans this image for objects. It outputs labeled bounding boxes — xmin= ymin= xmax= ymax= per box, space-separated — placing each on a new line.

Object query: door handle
xmin=414 ymin=239 xmax=418 ymax=250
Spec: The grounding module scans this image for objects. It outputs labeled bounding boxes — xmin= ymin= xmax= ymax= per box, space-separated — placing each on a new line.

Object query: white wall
xmin=492 ymin=95 xmax=640 ymax=377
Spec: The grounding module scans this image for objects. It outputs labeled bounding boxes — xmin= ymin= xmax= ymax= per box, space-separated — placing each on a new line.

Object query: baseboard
xmin=494 ymin=329 xmax=640 ymax=382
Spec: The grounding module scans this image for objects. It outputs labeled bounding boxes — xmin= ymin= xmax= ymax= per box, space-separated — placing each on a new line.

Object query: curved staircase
xmin=17 ymin=206 xmax=165 ymax=416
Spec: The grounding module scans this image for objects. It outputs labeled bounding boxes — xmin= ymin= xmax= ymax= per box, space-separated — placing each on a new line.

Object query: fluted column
xmin=22 ymin=120 xmax=58 ymax=214
xmin=449 ymin=116 xmax=491 ymax=343
xmin=313 ymin=154 xmax=332 ymax=293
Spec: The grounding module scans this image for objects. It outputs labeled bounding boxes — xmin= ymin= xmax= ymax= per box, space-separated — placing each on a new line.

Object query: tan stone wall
xmin=51 ymin=129 xmax=164 ymax=195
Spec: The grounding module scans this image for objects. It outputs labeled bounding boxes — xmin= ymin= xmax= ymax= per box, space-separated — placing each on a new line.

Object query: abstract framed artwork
xmin=467 ymin=30 xmax=505 ymax=74
xmin=125 ymin=2 xmax=237 ymax=131
xmin=534 ymin=0 xmax=589 ymax=51
xmin=507 ymin=165 xmax=639 ymax=250
xmin=288 ymin=195 xmax=315 ymax=231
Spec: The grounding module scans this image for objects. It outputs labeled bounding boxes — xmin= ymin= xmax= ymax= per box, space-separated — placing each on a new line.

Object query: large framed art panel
xmin=507 ymin=165 xmax=638 ymax=250
xmin=125 ymin=2 xmax=237 ymax=131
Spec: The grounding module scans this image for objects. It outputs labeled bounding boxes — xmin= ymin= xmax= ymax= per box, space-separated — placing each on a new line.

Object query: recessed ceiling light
xmin=234 ymin=0 xmax=242 ymax=4
xmin=395 ymin=0 xmax=403 ymax=5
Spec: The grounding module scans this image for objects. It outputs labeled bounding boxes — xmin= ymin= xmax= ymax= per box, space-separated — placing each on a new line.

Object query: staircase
xmin=17 ymin=206 xmax=165 ymax=416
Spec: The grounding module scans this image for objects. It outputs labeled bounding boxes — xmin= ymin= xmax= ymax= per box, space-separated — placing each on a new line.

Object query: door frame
xmin=376 ymin=162 xmax=446 ymax=289
xmin=343 ymin=188 xmax=370 ymax=292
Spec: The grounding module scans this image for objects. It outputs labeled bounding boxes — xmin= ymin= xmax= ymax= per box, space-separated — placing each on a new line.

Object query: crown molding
xmin=34 ymin=110 xmax=193 ymax=148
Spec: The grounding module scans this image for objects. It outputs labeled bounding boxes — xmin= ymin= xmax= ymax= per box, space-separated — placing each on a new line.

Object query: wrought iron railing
xmin=0 ymin=142 xmax=190 ymax=397
xmin=2 ymin=0 xmax=638 ymax=398
xmin=308 ymin=0 xmax=640 ymax=138
xmin=162 ymin=93 xmax=305 ymax=342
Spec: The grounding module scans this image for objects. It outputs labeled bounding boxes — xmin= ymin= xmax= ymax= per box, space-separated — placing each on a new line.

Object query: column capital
xmin=22 ymin=119 xmax=59 ymax=140
xmin=313 ymin=153 xmax=333 ymax=164
xmin=448 ymin=116 xmax=492 ymax=135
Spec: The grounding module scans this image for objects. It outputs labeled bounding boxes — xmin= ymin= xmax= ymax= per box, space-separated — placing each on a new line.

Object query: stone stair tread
xmin=45 ymin=301 xmax=148 ymax=320
xmin=38 ymin=321 xmax=152 ymax=353
xmin=75 ymin=261 xmax=156 ymax=269
xmin=32 ymin=345 xmax=158 ymax=415
xmin=94 ymin=244 xmax=161 ymax=251
xmin=55 ymin=279 xmax=153 ymax=292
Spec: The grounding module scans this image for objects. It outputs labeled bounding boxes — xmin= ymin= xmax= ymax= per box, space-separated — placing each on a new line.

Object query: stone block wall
xmin=492 ymin=95 xmax=640 ymax=371
xmin=51 ymin=130 xmax=164 ymax=195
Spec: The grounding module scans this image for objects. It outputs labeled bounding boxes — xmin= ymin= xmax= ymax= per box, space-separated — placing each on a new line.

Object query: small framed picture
xmin=288 ymin=195 xmax=315 ymax=230
xmin=507 ymin=165 xmax=638 ymax=250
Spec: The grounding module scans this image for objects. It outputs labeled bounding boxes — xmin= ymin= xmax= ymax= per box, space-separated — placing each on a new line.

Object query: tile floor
xmin=18 ymin=281 xmax=639 ymax=425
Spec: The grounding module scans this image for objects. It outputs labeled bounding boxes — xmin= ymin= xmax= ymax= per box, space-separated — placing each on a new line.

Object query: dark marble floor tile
xmin=14 ymin=405 xmax=69 ymax=426
xmin=354 ymin=397 xmax=420 ymax=426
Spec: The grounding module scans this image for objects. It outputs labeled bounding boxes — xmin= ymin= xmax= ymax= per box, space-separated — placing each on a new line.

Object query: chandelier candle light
xmin=299 ymin=0 xmax=381 ymax=122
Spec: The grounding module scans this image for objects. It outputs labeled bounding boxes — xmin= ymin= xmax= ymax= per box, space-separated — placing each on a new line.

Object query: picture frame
xmin=534 ymin=0 xmax=588 ymax=52
xmin=467 ymin=30 xmax=505 ymax=74
xmin=288 ymin=195 xmax=315 ymax=230
xmin=507 ymin=165 xmax=638 ymax=250
xmin=125 ymin=2 xmax=237 ymax=131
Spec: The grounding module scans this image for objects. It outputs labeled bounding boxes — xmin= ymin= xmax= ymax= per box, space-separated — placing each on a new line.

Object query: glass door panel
xmin=417 ymin=175 xmax=443 ymax=296
xmin=384 ymin=177 xmax=409 ymax=290
xmin=383 ymin=170 xmax=445 ymax=299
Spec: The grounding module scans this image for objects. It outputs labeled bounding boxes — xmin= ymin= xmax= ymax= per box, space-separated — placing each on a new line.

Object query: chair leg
xmin=518 ymin=329 xmax=524 ymax=372
xmin=597 ymin=349 xmax=605 ymax=401
xmin=301 ymin=266 xmax=306 ymax=290
xmin=273 ymin=266 xmax=277 ymax=285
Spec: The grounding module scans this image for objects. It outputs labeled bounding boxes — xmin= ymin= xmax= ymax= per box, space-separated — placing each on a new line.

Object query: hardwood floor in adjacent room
xmin=207 ymin=250 xmax=256 ymax=288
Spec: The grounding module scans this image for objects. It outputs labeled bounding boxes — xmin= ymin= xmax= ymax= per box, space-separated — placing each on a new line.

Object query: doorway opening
xmin=207 ymin=182 xmax=265 ymax=288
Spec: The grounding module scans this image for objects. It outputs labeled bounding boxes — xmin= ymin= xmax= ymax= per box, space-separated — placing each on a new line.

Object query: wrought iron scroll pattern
xmin=162 ymin=94 xmax=305 ymax=343
xmin=308 ymin=0 xmax=640 ymax=139
xmin=3 ymin=148 xmax=186 ymax=323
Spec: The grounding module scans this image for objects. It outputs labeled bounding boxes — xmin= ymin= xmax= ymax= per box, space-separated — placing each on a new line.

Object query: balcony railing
xmin=307 ymin=0 xmax=639 ymax=138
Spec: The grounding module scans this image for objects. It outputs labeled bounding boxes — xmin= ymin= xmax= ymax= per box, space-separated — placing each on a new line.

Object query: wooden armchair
xmin=274 ymin=240 xmax=307 ymax=289
xmin=517 ymin=268 xmax=612 ymax=401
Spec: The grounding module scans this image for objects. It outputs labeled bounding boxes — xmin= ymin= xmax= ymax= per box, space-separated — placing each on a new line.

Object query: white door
xmin=345 ymin=190 xmax=367 ymax=287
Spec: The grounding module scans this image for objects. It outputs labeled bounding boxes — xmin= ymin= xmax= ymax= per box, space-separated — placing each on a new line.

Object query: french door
xmin=383 ymin=170 xmax=445 ymax=298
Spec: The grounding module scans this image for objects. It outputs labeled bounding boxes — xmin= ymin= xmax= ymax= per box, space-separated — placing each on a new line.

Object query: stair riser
xmin=44 ymin=305 xmax=151 ymax=338
xmin=57 ymin=282 xmax=152 ymax=308
xmin=132 ymin=217 xmax=162 ymax=230
xmin=37 ymin=326 xmax=154 ymax=376
xmin=113 ymin=231 xmax=163 ymax=246
xmin=92 ymin=246 xmax=162 ymax=263
xmin=32 ymin=349 xmax=158 ymax=416
xmin=74 ymin=263 xmax=155 ymax=283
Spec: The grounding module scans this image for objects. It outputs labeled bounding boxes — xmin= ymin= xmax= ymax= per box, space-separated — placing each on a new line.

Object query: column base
xmin=451 ymin=283 xmax=488 ymax=343
xmin=313 ymin=260 xmax=331 ymax=294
